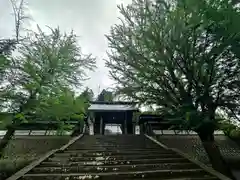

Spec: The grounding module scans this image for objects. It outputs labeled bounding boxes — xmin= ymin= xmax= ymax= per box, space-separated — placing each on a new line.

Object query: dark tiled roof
xmin=90 ymin=101 xmax=138 ymax=105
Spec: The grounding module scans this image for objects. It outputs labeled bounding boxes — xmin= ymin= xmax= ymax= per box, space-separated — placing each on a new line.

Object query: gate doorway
xmin=104 ymin=124 xmax=122 ymax=135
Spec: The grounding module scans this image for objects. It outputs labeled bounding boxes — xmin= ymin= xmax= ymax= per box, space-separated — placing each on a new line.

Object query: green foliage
xmin=0 ymin=41 xmax=16 ymax=111
xmin=97 ymin=89 xmax=113 ymax=102
xmin=79 ymin=88 xmax=94 ymax=101
xmin=0 ymin=26 xmax=96 ymax=155
xmin=14 ymin=113 xmax=27 ymax=123
xmin=0 ymin=158 xmax=31 ymax=179
xmin=229 ymin=129 xmax=240 ymax=138
xmin=106 ymin=0 xmax=240 ymax=133
xmin=0 ymin=0 xmax=97 ymax=155
xmin=219 ymin=120 xmax=240 ymax=138
xmin=0 ymin=0 xmax=27 ymax=111
xmin=141 ymin=111 xmax=161 ymax=115
xmin=0 ymin=55 xmax=10 ymax=81
xmin=1 ymin=27 xmax=95 ymax=124
xmin=0 ymin=113 xmax=13 ymax=129
xmin=132 ymin=112 xmax=141 ymax=123
xmin=35 ymin=89 xmax=87 ymax=122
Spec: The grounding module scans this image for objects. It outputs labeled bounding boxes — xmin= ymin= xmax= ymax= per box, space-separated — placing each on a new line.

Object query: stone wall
xmin=156 ymin=134 xmax=240 ymax=168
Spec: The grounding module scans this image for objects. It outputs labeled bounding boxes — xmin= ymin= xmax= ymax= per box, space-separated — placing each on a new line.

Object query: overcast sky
xmin=0 ymin=0 xmax=132 ymax=96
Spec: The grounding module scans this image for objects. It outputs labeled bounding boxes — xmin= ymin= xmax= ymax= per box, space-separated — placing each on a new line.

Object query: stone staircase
xmin=17 ymin=135 xmax=222 ymax=180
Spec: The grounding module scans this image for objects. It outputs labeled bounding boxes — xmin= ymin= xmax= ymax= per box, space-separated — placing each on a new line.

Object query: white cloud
xmin=0 ymin=0 xmax=132 ymax=96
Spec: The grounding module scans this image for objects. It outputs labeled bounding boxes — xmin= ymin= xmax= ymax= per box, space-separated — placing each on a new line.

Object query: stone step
xmin=53 ymin=152 xmax=179 ymax=158
xmin=22 ymin=176 xmax=219 ymax=180
xmin=68 ymin=145 xmax=160 ymax=149
xmin=66 ymin=146 xmax=164 ymax=150
xmin=30 ymin=163 xmax=198 ymax=174
xmin=9 ymin=135 xmax=221 ymax=180
xmin=72 ymin=139 xmax=155 ymax=141
xmin=83 ymin=135 xmax=145 ymax=139
xmin=69 ymin=145 xmax=161 ymax=149
xmin=73 ymin=140 xmax=156 ymax=143
xmin=64 ymin=148 xmax=166 ymax=152
xmin=55 ymin=150 xmax=175 ymax=157
xmin=20 ymin=169 xmax=215 ymax=180
xmin=40 ymin=157 xmax=190 ymax=167
xmin=48 ymin=154 xmax=182 ymax=162
xmin=62 ymin=148 xmax=172 ymax=153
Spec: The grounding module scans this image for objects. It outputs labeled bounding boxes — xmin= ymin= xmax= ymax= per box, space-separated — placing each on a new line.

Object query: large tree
xmin=97 ymin=89 xmax=114 ymax=102
xmin=106 ymin=0 xmax=240 ymax=178
xmin=0 ymin=27 xmax=96 ymax=156
xmin=79 ymin=87 xmax=94 ymax=103
xmin=71 ymin=87 xmax=94 ymax=136
xmin=34 ymin=88 xmax=89 ymax=135
xmin=0 ymin=0 xmax=26 ymax=110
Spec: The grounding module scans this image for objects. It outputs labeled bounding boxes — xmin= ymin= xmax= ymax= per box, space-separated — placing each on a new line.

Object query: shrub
xmin=0 ymin=157 xmax=32 ymax=179
xmin=219 ymin=120 xmax=240 ymax=138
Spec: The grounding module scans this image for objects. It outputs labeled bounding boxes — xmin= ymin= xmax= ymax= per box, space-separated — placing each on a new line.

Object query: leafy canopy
xmin=1 ymin=27 xmax=96 ymax=126
xmin=106 ymin=0 xmax=240 ymax=133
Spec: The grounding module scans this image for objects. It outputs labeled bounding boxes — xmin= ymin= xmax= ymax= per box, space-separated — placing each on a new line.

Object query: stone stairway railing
xmin=6 ymin=134 xmax=231 ymax=180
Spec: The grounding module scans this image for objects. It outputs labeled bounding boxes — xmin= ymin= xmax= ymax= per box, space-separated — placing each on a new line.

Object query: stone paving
xmin=12 ymin=135 xmax=222 ymax=180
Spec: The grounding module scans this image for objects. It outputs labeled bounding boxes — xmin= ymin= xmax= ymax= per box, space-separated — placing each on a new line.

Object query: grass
xmin=0 ymin=135 xmax=71 ymax=179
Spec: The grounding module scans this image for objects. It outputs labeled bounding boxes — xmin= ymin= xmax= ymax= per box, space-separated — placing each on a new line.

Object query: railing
xmin=140 ymin=122 xmax=224 ymax=135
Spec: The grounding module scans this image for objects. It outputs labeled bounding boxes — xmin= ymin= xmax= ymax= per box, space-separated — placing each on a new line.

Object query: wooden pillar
xmin=140 ymin=123 xmax=145 ymax=134
xmin=102 ymin=123 xmax=106 ymax=135
xmin=92 ymin=113 xmax=95 ymax=135
xmin=100 ymin=117 xmax=103 ymax=135
xmin=133 ymin=123 xmax=136 ymax=134
xmin=124 ymin=112 xmax=127 ymax=134
xmin=120 ymin=124 xmax=124 ymax=134
xmin=89 ymin=113 xmax=93 ymax=135
xmin=86 ymin=116 xmax=91 ymax=135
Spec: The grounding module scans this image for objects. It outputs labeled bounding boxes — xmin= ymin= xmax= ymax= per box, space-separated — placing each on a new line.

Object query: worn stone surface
xmin=14 ymin=135 xmax=221 ymax=180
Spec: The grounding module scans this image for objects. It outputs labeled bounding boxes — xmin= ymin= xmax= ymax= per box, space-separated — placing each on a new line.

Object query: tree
xmin=0 ymin=47 xmax=11 ymax=84
xmin=79 ymin=87 xmax=94 ymax=102
xmin=0 ymin=27 xmax=96 ymax=156
xmin=106 ymin=0 xmax=239 ymax=178
xmin=97 ymin=89 xmax=114 ymax=102
xmin=195 ymin=0 xmax=240 ymax=120
xmin=0 ymin=0 xmax=26 ymax=55
xmin=71 ymin=87 xmax=94 ymax=136
xmin=0 ymin=0 xmax=27 ymax=110
xmin=35 ymin=88 xmax=86 ymax=121
xmin=34 ymin=88 xmax=88 ymax=135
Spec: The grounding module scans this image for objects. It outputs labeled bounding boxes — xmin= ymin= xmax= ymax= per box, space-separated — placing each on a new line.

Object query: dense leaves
xmin=97 ymin=89 xmax=114 ymax=102
xmin=0 ymin=27 xmax=96 ymax=155
xmin=106 ymin=0 xmax=240 ymax=133
xmin=106 ymin=0 xmax=240 ymax=177
xmin=0 ymin=0 xmax=96 ymax=155
xmin=35 ymin=89 xmax=85 ymax=122
xmin=1 ymin=27 xmax=95 ymax=118
xmin=0 ymin=0 xmax=26 ymax=89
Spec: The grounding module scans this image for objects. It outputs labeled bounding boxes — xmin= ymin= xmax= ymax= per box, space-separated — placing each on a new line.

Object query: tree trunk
xmin=71 ymin=124 xmax=81 ymax=137
xmin=199 ymin=133 xmax=236 ymax=180
xmin=0 ymin=126 xmax=15 ymax=158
